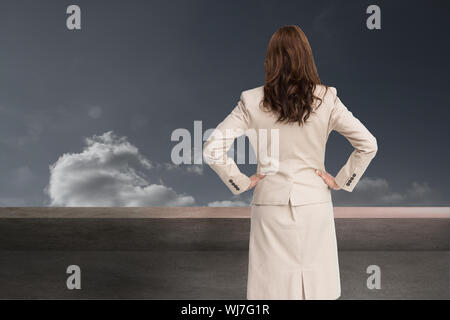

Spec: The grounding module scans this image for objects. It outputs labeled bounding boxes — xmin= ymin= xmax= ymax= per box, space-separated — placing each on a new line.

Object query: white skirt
xmin=247 ymin=200 xmax=341 ymax=300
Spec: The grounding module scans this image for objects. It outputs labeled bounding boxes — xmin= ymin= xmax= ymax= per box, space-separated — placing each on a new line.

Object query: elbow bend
xmin=358 ymin=137 xmax=378 ymax=158
xmin=202 ymin=142 xmax=212 ymax=164
xmin=202 ymin=143 xmax=223 ymax=166
xmin=372 ymin=136 xmax=378 ymax=153
xmin=367 ymin=137 xmax=378 ymax=157
xmin=202 ymin=147 xmax=214 ymax=166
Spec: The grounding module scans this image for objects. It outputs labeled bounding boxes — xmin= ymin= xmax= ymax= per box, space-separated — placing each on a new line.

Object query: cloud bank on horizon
xmin=45 ymin=131 xmax=195 ymax=207
xmin=44 ymin=131 xmax=441 ymax=207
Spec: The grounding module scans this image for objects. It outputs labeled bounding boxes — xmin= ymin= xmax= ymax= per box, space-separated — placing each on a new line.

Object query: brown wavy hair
xmin=262 ymin=25 xmax=327 ymax=125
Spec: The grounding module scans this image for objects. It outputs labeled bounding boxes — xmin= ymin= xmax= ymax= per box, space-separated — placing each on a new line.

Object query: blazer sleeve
xmin=202 ymin=93 xmax=252 ymax=195
xmin=328 ymin=88 xmax=378 ymax=192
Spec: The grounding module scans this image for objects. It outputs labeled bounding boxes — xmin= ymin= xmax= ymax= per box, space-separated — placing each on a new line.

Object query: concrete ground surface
xmin=0 ymin=212 xmax=448 ymax=300
xmin=0 ymin=250 xmax=448 ymax=299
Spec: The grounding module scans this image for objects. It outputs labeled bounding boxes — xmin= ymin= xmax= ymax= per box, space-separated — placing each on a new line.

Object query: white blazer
xmin=203 ymin=85 xmax=378 ymax=206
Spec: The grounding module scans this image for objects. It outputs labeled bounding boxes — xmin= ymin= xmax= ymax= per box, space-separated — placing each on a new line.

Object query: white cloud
xmin=162 ymin=144 xmax=204 ymax=175
xmin=332 ymin=177 xmax=437 ymax=205
xmin=186 ymin=165 xmax=204 ymax=175
xmin=207 ymin=177 xmax=439 ymax=207
xmin=45 ymin=131 xmax=195 ymax=207
xmin=208 ymin=195 xmax=251 ymax=207
xmin=163 ymin=163 xmax=204 ymax=175
xmin=208 ymin=200 xmax=249 ymax=207
xmin=207 ymin=178 xmax=441 ymax=207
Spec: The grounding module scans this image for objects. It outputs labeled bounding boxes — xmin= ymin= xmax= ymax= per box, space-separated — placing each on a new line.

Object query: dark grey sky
xmin=0 ymin=0 xmax=449 ymax=207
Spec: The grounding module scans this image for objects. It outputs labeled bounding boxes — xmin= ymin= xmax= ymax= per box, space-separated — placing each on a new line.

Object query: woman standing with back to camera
xmin=203 ymin=25 xmax=378 ymax=300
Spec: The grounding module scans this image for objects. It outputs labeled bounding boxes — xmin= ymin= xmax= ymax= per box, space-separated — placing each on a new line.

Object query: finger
xmin=316 ymin=170 xmax=327 ymax=182
xmin=321 ymin=173 xmax=332 ymax=185
xmin=323 ymin=171 xmax=332 ymax=181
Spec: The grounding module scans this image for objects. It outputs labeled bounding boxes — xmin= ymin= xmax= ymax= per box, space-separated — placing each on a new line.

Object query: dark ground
xmin=0 ymin=217 xmax=448 ymax=299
